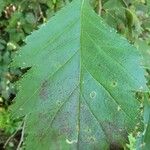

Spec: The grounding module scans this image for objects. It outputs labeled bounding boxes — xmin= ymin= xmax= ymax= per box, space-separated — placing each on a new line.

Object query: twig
xmin=121 ymin=0 xmax=128 ymax=7
xmin=16 ymin=116 xmax=26 ymax=150
xmin=98 ymin=0 xmax=102 ymax=16
xmin=3 ymin=129 xmax=19 ymax=149
xmin=3 ymin=119 xmax=23 ymax=149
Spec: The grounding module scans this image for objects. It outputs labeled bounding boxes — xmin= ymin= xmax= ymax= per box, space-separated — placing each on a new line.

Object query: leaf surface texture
xmin=11 ymin=0 xmax=147 ymax=149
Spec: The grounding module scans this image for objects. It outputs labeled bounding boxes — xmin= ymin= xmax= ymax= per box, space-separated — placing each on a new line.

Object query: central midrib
xmin=77 ymin=0 xmax=85 ymax=148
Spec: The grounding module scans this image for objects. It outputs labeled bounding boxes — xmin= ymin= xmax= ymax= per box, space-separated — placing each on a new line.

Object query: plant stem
xmin=98 ymin=0 xmax=102 ymax=16
xmin=16 ymin=116 xmax=26 ymax=150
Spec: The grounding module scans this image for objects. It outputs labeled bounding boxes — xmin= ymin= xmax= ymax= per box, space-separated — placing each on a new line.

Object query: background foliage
xmin=0 ymin=0 xmax=150 ymax=149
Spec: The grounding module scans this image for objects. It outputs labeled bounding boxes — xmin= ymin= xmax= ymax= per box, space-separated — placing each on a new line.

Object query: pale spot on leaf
xmin=90 ymin=91 xmax=96 ymax=99
xmin=19 ymin=108 xmax=23 ymax=111
xmin=117 ymin=105 xmax=121 ymax=111
xmin=66 ymin=139 xmax=77 ymax=144
xmin=140 ymin=142 xmax=146 ymax=148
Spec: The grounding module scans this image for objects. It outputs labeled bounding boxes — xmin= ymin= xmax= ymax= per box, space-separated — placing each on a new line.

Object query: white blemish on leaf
xmin=90 ymin=91 xmax=96 ymax=99
xmin=66 ymin=139 xmax=77 ymax=144
xmin=139 ymin=86 xmax=143 ymax=90
xmin=23 ymin=62 xmax=26 ymax=65
xmin=117 ymin=105 xmax=121 ymax=111
xmin=19 ymin=108 xmax=23 ymax=111
xmin=140 ymin=142 xmax=146 ymax=148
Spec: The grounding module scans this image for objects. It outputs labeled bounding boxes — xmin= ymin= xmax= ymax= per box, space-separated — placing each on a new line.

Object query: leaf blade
xmin=11 ymin=0 xmax=147 ymax=149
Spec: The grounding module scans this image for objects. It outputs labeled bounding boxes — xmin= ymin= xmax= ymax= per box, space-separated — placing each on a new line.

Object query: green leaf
xmin=102 ymin=0 xmax=126 ymax=29
xmin=143 ymin=95 xmax=150 ymax=149
xmin=136 ymin=94 xmax=150 ymax=150
xmin=10 ymin=0 xmax=147 ymax=149
xmin=25 ymin=12 xmax=36 ymax=24
xmin=0 ymin=0 xmax=6 ymax=17
xmin=135 ymin=40 xmax=150 ymax=70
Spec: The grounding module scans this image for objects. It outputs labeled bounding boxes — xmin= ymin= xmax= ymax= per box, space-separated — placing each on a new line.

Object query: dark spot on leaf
xmin=38 ymin=132 xmax=45 ymax=141
xmin=110 ymin=142 xmax=124 ymax=150
xmin=98 ymin=64 xmax=101 ymax=67
xmin=37 ymin=128 xmax=48 ymax=142
xmin=61 ymin=127 xmax=71 ymax=135
xmin=101 ymin=121 xmax=128 ymax=147
xmin=89 ymin=136 xmax=95 ymax=142
xmin=38 ymin=112 xmax=49 ymax=120
xmin=39 ymin=80 xmax=49 ymax=100
xmin=111 ymin=81 xmax=117 ymax=87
